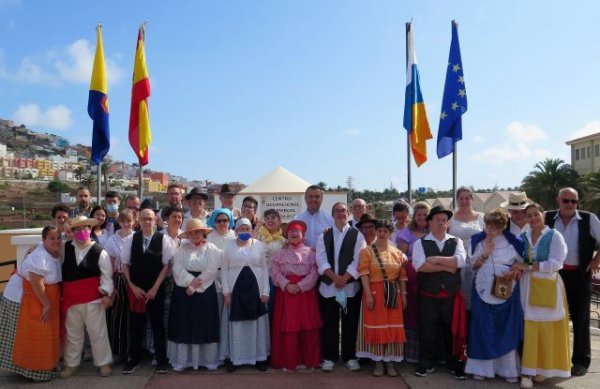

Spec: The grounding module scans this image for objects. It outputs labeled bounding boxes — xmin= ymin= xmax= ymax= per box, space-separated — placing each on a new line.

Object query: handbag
xmin=371 ymin=244 xmax=399 ymax=309
xmin=490 ymin=255 xmax=512 ymax=300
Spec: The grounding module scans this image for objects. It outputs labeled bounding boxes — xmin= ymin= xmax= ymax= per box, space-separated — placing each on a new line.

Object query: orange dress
xmin=356 ymin=244 xmax=407 ymax=361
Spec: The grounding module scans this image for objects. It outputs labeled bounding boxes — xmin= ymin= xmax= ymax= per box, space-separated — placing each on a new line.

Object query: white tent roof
xmin=239 ymin=166 xmax=311 ymax=194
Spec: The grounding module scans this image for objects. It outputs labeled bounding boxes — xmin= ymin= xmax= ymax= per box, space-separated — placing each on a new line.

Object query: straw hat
xmin=69 ymin=215 xmax=98 ymax=229
xmin=178 ymin=218 xmax=213 ymax=238
xmin=500 ymin=192 xmax=531 ymax=210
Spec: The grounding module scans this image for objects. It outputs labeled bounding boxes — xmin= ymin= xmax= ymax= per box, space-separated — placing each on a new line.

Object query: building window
xmin=582 ymin=147 xmax=586 ymax=160
xmin=576 ymin=148 xmax=580 ymax=161
xmin=588 ymin=147 xmax=591 ymax=160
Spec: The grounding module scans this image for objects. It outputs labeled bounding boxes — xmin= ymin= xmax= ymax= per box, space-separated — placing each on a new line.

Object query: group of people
xmin=0 ymin=184 xmax=598 ymax=389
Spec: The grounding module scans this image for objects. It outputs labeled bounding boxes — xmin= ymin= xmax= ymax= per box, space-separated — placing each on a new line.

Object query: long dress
xmin=270 ymin=243 xmax=321 ymax=369
xmin=396 ymin=227 xmax=424 ymax=363
xmin=518 ymin=227 xmax=571 ymax=378
xmin=465 ymin=234 xmax=523 ymax=379
xmin=168 ymin=239 xmax=222 ymax=371
xmin=448 ymin=213 xmax=485 ymax=311
xmin=0 ymin=243 xmax=61 ymax=381
xmin=207 ymin=229 xmax=235 ymax=318
xmin=356 ymin=245 xmax=407 ymax=362
xmin=103 ymin=231 xmax=133 ymax=360
xmin=219 ymin=239 xmax=270 ymax=366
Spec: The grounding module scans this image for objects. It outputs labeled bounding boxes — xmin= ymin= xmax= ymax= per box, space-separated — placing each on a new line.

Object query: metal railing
xmin=0 ymin=259 xmax=17 ymax=284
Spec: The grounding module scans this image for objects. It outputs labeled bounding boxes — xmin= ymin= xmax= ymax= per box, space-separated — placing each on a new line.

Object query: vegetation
xmin=520 ymin=158 xmax=579 ymax=210
xmin=47 ymin=180 xmax=69 ymax=193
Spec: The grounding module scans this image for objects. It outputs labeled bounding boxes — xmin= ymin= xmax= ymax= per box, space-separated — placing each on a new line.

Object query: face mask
xmin=74 ymin=230 xmax=91 ymax=241
xmin=238 ymin=232 xmax=252 ymax=241
xmin=106 ymin=203 xmax=119 ymax=213
xmin=335 ymin=289 xmax=348 ymax=313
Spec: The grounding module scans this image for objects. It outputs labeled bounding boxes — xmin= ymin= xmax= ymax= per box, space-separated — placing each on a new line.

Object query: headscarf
xmin=207 ymin=207 xmax=235 ymax=230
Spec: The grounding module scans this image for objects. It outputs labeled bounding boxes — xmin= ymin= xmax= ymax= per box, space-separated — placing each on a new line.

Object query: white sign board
xmin=259 ymin=194 xmax=303 ymax=222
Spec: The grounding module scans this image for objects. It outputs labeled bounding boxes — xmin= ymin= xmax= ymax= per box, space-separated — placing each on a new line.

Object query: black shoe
xmin=225 ymin=359 xmax=236 ymax=373
xmin=450 ymin=368 xmax=467 ymax=380
xmin=122 ymin=361 xmax=139 ymax=374
xmin=571 ymin=365 xmax=588 ymax=376
xmin=414 ymin=366 xmax=435 ymax=377
xmin=156 ymin=363 xmax=169 ymax=374
xmin=256 ymin=361 xmax=268 ymax=372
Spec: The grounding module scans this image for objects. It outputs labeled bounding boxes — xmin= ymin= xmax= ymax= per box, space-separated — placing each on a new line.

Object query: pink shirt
xmin=271 ymin=244 xmax=319 ymax=292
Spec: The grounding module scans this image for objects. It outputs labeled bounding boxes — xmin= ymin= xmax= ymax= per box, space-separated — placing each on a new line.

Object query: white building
xmin=566 ymin=131 xmax=600 ymax=176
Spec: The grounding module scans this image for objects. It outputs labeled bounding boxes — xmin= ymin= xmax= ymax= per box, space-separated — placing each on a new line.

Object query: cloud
xmin=343 ymin=128 xmax=362 ymax=136
xmin=567 ymin=121 xmax=600 ymax=142
xmin=473 ymin=135 xmax=483 ymax=143
xmin=12 ymin=103 xmax=73 ymax=130
xmin=472 ymin=121 xmax=549 ymax=163
xmin=55 ymin=39 xmax=123 ymax=85
xmin=14 ymin=57 xmax=60 ymax=86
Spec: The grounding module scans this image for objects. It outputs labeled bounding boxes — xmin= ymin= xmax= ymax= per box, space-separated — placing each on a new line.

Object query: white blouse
xmin=104 ymin=231 xmax=134 ymax=273
xmin=221 ymin=239 xmax=269 ymax=297
xmin=172 ymin=239 xmax=222 ymax=293
xmin=207 ymin=230 xmax=235 ymax=251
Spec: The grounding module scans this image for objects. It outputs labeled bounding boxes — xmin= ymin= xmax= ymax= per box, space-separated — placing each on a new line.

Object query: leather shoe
xmin=571 ymin=365 xmax=588 ymax=376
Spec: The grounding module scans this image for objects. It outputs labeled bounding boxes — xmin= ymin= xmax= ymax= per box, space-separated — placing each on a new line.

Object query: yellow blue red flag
xmin=403 ymin=23 xmax=432 ymax=167
xmin=128 ymin=24 xmax=151 ymax=166
xmin=89 ymin=25 xmax=110 ymax=165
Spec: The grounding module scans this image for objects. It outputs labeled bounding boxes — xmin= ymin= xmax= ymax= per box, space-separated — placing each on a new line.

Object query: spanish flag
xmin=128 ymin=25 xmax=151 ymax=166
xmin=402 ymin=23 xmax=432 ymax=167
xmin=89 ymin=25 xmax=110 ymax=165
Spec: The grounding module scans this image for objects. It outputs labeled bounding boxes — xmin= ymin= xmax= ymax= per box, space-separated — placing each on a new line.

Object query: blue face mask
xmin=335 ymin=289 xmax=348 ymax=313
xmin=106 ymin=203 xmax=119 ymax=213
xmin=238 ymin=232 xmax=252 ymax=242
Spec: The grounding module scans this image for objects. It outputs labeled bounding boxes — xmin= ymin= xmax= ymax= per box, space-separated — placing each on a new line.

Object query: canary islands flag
xmin=437 ymin=21 xmax=467 ymax=159
xmin=128 ymin=25 xmax=151 ymax=166
xmin=89 ymin=25 xmax=110 ymax=165
xmin=403 ymin=23 xmax=432 ymax=167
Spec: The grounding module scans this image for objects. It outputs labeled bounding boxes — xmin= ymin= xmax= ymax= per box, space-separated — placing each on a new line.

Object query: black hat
xmin=140 ymin=198 xmax=159 ymax=213
xmin=355 ymin=213 xmax=378 ymax=229
xmin=219 ymin=183 xmax=236 ymax=195
xmin=185 ymin=187 xmax=208 ymax=201
xmin=426 ymin=206 xmax=453 ymax=221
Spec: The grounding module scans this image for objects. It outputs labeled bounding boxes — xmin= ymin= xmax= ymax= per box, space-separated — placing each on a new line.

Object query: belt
xmin=562 ymin=264 xmax=579 ymax=270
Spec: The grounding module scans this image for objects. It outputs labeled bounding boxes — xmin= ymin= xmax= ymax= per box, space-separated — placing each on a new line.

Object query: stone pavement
xmin=1 ymin=327 xmax=599 ymax=389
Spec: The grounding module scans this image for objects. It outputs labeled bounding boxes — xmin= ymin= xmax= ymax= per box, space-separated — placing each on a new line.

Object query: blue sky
xmin=1 ymin=0 xmax=599 ymax=191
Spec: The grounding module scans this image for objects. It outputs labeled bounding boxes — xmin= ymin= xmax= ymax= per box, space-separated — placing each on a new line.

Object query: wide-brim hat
xmin=69 ymin=215 xmax=98 ymax=229
xmin=355 ymin=213 xmax=378 ymax=229
xmin=140 ymin=198 xmax=160 ymax=213
xmin=426 ymin=206 xmax=453 ymax=221
xmin=219 ymin=183 xmax=236 ymax=195
xmin=185 ymin=187 xmax=208 ymax=200
xmin=500 ymin=191 xmax=531 ymax=210
xmin=178 ymin=218 xmax=213 ymax=238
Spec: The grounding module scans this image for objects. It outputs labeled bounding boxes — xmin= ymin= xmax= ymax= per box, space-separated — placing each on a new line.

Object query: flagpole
xmin=97 ymin=162 xmax=102 ymax=205
xmin=138 ymin=165 xmax=144 ymax=199
xmin=405 ymin=21 xmax=412 ymax=205
xmin=452 ymin=145 xmax=457 ymax=209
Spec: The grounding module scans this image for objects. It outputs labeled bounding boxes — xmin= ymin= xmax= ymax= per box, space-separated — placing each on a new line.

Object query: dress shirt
xmin=294 ymin=209 xmax=334 ymax=248
xmin=71 ymin=241 xmax=114 ymax=299
xmin=509 ymin=221 xmax=530 ymax=237
xmin=552 ymin=211 xmax=600 ymax=266
xmin=315 ymin=223 xmax=366 ymax=298
xmin=412 ymin=232 xmax=467 ymax=272
xmin=120 ymin=232 xmax=174 ymax=266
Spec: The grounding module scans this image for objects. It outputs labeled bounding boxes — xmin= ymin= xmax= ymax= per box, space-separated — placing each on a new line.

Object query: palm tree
xmin=579 ymin=172 xmax=600 ymax=212
xmin=101 ymin=158 xmax=113 ymax=193
xmin=521 ymin=158 xmax=579 ymax=210
xmin=73 ymin=166 xmax=85 ymax=183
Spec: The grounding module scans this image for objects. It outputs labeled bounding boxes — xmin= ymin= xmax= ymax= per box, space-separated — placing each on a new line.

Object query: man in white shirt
xmin=315 ymin=202 xmax=366 ymax=372
xmin=294 ymin=185 xmax=333 ymax=248
xmin=412 ymin=206 xmax=467 ymax=380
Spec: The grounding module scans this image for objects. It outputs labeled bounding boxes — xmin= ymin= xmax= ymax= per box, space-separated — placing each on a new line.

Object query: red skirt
xmin=270 ymin=274 xmax=322 ymax=369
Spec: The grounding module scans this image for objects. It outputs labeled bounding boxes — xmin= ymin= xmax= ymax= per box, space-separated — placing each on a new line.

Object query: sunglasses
xmin=561 ymin=199 xmax=578 ymax=205
xmin=215 ymin=219 xmax=229 ymax=224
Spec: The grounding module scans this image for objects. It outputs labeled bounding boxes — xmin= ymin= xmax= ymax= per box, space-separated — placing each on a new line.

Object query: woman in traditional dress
xmin=103 ymin=209 xmax=135 ymax=363
xmin=90 ymin=205 xmax=110 ymax=247
xmin=257 ymin=209 xmax=286 ymax=315
xmin=465 ymin=209 xmax=523 ymax=383
xmin=220 ymin=218 xmax=270 ymax=372
xmin=270 ymin=220 xmax=321 ymax=370
xmin=0 ymin=226 xmax=62 ymax=381
xmin=168 ymin=218 xmax=221 ymax=372
xmin=207 ymin=208 xmax=236 ymax=249
xmin=448 ymin=187 xmax=485 ymax=320
xmin=357 ymin=220 xmax=407 ymax=377
xmin=396 ymin=201 xmax=430 ymax=363
xmin=511 ymin=203 xmax=570 ymax=389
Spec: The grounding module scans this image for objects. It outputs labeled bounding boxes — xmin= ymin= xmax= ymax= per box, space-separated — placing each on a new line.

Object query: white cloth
xmin=221 ymin=239 xmax=269 ymax=296
xmin=551 ymin=210 xmax=600 ymax=266
xmin=103 ymin=231 xmax=134 ymax=273
xmin=412 ymin=232 xmax=467 ymax=271
xmin=509 ymin=221 xmax=529 ymax=236
xmin=472 ymin=235 xmax=518 ymax=305
xmin=465 ymin=349 xmax=520 ymax=379
xmin=63 ymin=302 xmax=112 ymax=367
xmin=219 ymin=308 xmax=270 ymax=365
xmin=162 ymin=230 xmax=182 ymax=263
xmin=517 ymin=227 xmax=568 ymax=321
xmin=120 ymin=232 xmax=174 ymax=266
xmin=182 ymin=210 xmax=210 ymax=230
xmin=167 ymin=341 xmax=220 ymax=371
xmin=294 ymin=209 xmax=333 ymax=248
xmin=172 ymin=240 xmax=222 ymax=293
xmin=315 ymin=223 xmax=366 ymax=298
xmin=70 ymin=241 xmax=114 ymax=298
xmin=207 ymin=230 xmax=235 ymax=250
xmin=2 ymin=243 xmax=62 ymax=303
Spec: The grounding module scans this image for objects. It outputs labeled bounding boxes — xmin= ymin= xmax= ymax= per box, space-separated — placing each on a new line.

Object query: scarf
xmin=258 ymin=226 xmax=283 ymax=243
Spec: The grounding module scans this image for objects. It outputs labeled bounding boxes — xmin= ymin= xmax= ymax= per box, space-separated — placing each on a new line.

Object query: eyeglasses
xmin=561 ymin=199 xmax=578 ymax=205
xmin=127 ymin=206 xmax=140 ymax=212
xmin=215 ymin=219 xmax=229 ymax=224
xmin=333 ymin=208 xmax=347 ymax=213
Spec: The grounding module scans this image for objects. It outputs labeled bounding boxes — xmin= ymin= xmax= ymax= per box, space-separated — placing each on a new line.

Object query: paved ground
xmin=1 ymin=327 xmax=599 ymax=389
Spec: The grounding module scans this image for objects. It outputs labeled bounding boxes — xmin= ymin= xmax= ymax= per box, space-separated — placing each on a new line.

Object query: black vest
xmin=62 ymin=242 xmax=102 ymax=282
xmin=545 ymin=210 xmax=596 ymax=277
xmin=130 ymin=231 xmax=164 ymax=291
xmin=321 ymin=227 xmax=359 ymax=285
xmin=417 ymin=238 xmax=461 ymax=294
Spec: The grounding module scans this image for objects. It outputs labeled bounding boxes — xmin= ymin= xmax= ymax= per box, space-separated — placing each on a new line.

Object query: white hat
xmin=500 ymin=192 xmax=531 ymax=210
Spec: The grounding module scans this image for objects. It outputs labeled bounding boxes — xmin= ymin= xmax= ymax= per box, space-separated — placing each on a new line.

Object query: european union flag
xmin=437 ymin=21 xmax=467 ymax=159
xmin=89 ymin=25 xmax=110 ymax=165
